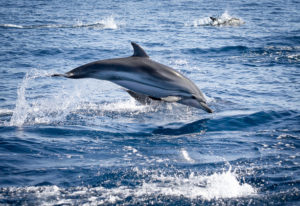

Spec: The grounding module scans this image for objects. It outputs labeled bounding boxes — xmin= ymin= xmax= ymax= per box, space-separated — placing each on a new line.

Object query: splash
xmin=135 ymin=167 xmax=256 ymax=200
xmin=190 ymin=11 xmax=244 ymax=27
xmin=0 ymin=108 xmax=13 ymax=116
xmin=0 ymin=24 xmax=24 ymax=28
xmin=0 ymin=167 xmax=256 ymax=204
xmin=0 ymin=16 xmax=120 ymax=30
xmin=8 ymin=69 xmax=85 ymax=127
xmin=181 ymin=148 xmax=195 ymax=163
xmin=98 ymin=16 xmax=118 ymax=29
xmin=9 ymin=69 xmax=48 ymax=127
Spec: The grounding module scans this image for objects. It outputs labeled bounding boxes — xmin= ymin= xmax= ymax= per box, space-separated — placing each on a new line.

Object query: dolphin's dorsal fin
xmin=210 ymin=17 xmax=217 ymax=22
xmin=131 ymin=42 xmax=149 ymax=58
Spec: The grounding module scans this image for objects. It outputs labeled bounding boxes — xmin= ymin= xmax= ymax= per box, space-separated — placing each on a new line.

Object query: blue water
xmin=0 ymin=0 xmax=299 ymax=205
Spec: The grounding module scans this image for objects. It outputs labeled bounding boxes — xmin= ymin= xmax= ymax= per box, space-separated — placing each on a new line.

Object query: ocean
xmin=0 ymin=0 xmax=299 ymax=205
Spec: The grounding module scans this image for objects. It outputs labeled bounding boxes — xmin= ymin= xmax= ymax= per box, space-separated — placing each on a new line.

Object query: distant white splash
xmin=0 ymin=16 xmax=120 ymax=30
xmin=0 ymin=24 xmax=24 ymax=28
xmin=190 ymin=11 xmax=244 ymax=27
xmin=1 ymin=167 xmax=256 ymax=204
xmin=98 ymin=16 xmax=118 ymax=29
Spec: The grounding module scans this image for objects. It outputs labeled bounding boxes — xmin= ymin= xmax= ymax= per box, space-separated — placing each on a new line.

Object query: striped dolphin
xmin=52 ymin=42 xmax=213 ymax=113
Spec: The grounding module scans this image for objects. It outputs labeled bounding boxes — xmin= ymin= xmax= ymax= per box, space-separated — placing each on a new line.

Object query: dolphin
xmin=209 ymin=16 xmax=244 ymax=26
xmin=52 ymin=42 xmax=213 ymax=113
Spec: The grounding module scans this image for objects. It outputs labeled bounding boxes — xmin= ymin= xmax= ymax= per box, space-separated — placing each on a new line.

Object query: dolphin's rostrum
xmin=53 ymin=42 xmax=213 ymax=113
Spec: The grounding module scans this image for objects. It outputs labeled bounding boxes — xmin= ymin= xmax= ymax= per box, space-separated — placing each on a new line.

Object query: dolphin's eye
xmin=192 ymin=96 xmax=197 ymax=99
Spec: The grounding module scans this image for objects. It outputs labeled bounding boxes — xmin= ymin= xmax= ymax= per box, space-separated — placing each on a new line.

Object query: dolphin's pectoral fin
xmin=131 ymin=42 xmax=149 ymax=58
xmin=126 ymin=90 xmax=155 ymax=104
xmin=126 ymin=89 xmax=183 ymax=105
xmin=126 ymin=90 xmax=179 ymax=105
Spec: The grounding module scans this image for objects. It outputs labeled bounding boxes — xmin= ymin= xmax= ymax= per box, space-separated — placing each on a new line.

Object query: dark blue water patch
xmin=3 ymin=110 xmax=291 ymax=138
xmin=282 ymin=35 xmax=300 ymax=44
xmin=1 ymin=72 xmax=26 ymax=82
xmin=0 ymin=166 xmax=92 ymax=187
xmin=203 ymin=45 xmax=299 ymax=66
xmin=184 ymin=44 xmax=300 ymax=60
xmin=0 ymin=139 xmax=40 ymax=155
xmin=32 ymin=48 xmax=63 ymax=57
xmin=153 ymin=118 xmax=208 ymax=135
xmin=243 ymin=2 xmax=261 ymax=7
xmin=2 ymin=50 xmax=29 ymax=59
xmin=152 ymin=110 xmax=298 ymax=135
xmin=183 ymin=45 xmax=249 ymax=56
xmin=20 ymin=126 xmax=151 ymax=139
xmin=143 ymin=42 xmax=166 ymax=47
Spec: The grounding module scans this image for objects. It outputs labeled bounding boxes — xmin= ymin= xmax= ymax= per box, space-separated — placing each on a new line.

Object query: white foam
xmin=0 ymin=24 xmax=24 ymax=28
xmin=124 ymin=146 xmax=138 ymax=153
xmin=287 ymin=54 xmax=300 ymax=61
xmin=191 ymin=11 xmax=244 ymax=27
xmin=1 ymin=16 xmax=120 ymax=30
xmin=1 ymin=167 xmax=256 ymax=204
xmin=100 ymin=99 xmax=148 ymax=113
xmin=203 ymin=93 xmax=216 ymax=103
xmin=8 ymin=70 xmax=44 ymax=126
xmin=173 ymin=59 xmax=189 ymax=66
xmin=192 ymin=17 xmax=212 ymax=27
xmin=181 ymin=148 xmax=195 ymax=163
xmin=0 ymin=108 xmax=13 ymax=115
xmin=98 ymin=16 xmax=118 ymax=29
xmin=73 ymin=16 xmax=120 ymax=29
xmin=141 ymin=167 xmax=256 ymax=200
xmin=8 ymin=69 xmax=86 ymax=126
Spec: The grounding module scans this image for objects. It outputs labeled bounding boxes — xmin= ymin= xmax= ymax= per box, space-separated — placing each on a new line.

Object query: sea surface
xmin=0 ymin=0 xmax=299 ymax=205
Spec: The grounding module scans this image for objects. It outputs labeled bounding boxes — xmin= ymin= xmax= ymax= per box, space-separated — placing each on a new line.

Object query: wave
xmin=0 ymin=167 xmax=256 ymax=204
xmin=188 ymin=11 xmax=245 ymax=27
xmin=0 ymin=16 xmax=119 ymax=30
xmin=186 ymin=45 xmax=249 ymax=55
xmin=0 ymin=109 xmax=13 ymax=116
xmin=184 ymin=45 xmax=300 ymax=64
xmin=153 ymin=109 xmax=298 ymax=135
